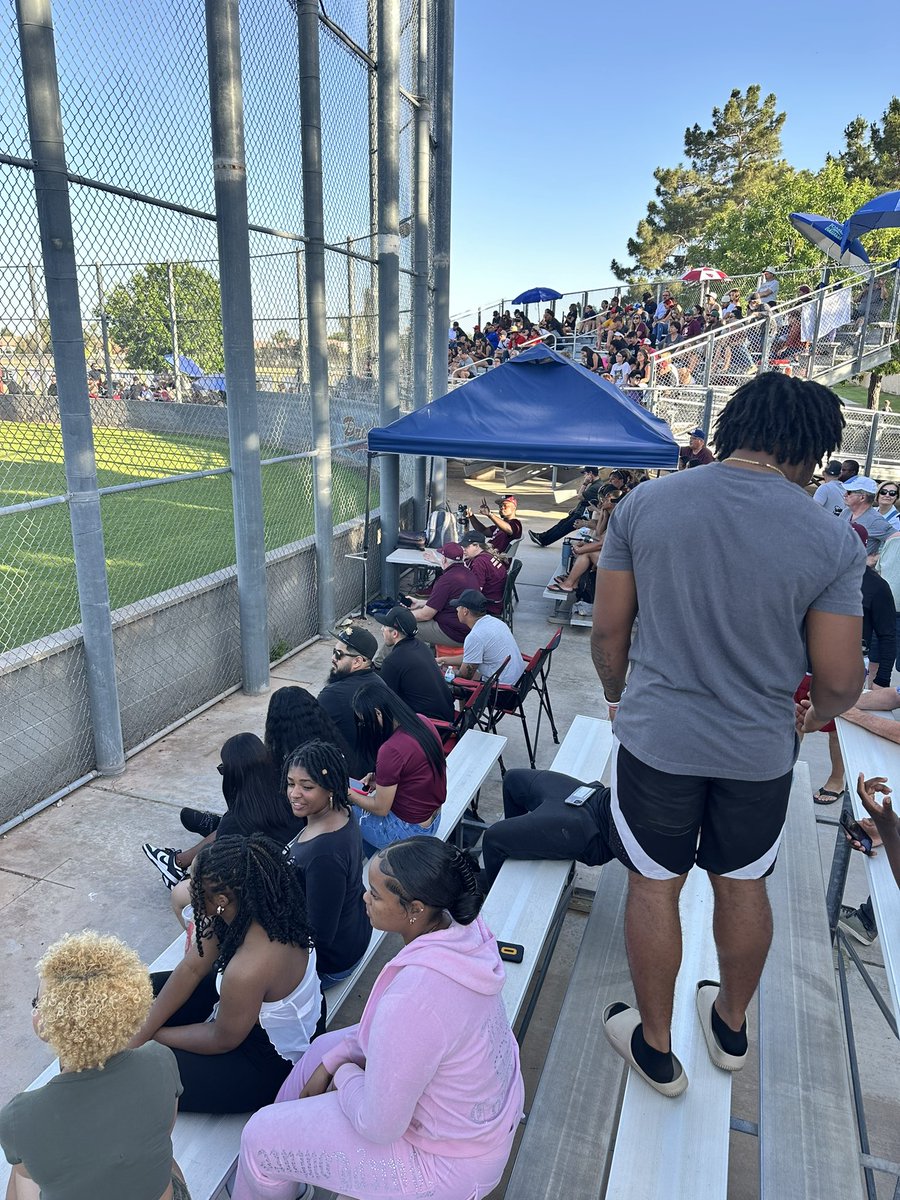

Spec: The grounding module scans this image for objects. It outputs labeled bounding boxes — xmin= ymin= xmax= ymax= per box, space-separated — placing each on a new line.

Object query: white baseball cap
xmin=843 ymin=475 xmax=878 ymax=495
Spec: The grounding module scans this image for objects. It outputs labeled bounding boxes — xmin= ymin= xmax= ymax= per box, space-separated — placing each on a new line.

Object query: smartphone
xmin=497 ymin=941 xmax=524 ymax=963
xmin=349 ymin=778 xmax=371 ymax=796
xmin=839 ymin=813 xmax=874 ymax=856
xmin=564 ymin=785 xmax=594 ymax=807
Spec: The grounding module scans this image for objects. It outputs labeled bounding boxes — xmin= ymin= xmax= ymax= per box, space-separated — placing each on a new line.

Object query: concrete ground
xmin=1 ymin=460 xmax=898 ymax=1197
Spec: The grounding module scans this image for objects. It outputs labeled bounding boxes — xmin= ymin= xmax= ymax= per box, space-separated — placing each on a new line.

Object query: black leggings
xmin=150 ymin=972 xmax=292 ymax=1114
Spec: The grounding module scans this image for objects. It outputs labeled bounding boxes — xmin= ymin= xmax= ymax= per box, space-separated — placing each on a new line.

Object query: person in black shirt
xmin=317 ymin=627 xmax=396 ymax=778
xmin=372 ymin=606 xmax=455 ymax=723
xmin=529 ymin=466 xmax=603 ymax=547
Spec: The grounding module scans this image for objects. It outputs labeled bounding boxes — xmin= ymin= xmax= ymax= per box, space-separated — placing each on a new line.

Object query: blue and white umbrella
xmin=840 ymin=191 xmax=900 ymax=253
xmin=789 ymin=212 xmax=870 ymax=270
xmin=510 ymin=287 xmax=563 ymax=305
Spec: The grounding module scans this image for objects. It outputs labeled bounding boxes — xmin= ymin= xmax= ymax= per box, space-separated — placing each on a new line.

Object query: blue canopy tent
xmin=360 ymin=344 xmax=679 ymax=607
xmin=163 ymin=353 xmax=205 ymax=377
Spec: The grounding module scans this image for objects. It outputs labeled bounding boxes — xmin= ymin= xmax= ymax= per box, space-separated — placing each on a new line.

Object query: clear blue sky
xmin=448 ymin=0 xmax=900 ymax=315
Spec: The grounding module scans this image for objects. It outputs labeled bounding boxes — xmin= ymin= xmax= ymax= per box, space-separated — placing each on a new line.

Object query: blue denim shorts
xmin=356 ymin=806 xmax=441 ymax=857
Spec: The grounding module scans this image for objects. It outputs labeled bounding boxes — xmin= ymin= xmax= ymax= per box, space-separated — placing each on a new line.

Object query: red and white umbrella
xmin=680 ymin=266 xmax=729 ymax=283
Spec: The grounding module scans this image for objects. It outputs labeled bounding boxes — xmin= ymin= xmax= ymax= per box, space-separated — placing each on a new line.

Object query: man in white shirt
xmin=444 ymin=589 xmax=525 ymax=686
xmin=756 ymin=267 xmax=780 ymax=304
xmin=813 ymin=459 xmax=847 ymax=517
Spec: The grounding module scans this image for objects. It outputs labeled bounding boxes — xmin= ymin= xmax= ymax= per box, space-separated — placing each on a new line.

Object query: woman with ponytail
xmin=130 ymin=834 xmax=320 ymax=1113
xmin=233 ymin=837 xmax=525 ymax=1200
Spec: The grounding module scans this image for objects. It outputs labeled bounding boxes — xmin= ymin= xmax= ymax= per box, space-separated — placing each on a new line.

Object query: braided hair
xmin=264 ymin=686 xmax=351 ymax=775
xmin=190 ymin=834 xmax=313 ymax=973
xmin=713 ymin=374 xmax=845 ymax=466
xmin=282 ymin=739 xmax=350 ymax=811
xmin=379 ymin=837 xmax=484 ymax=926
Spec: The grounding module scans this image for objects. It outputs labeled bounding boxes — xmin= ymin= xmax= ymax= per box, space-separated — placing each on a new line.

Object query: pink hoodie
xmin=320 ymin=915 xmax=524 ymax=1157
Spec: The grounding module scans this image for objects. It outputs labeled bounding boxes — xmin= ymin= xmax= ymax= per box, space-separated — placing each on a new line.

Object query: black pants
xmin=481 ymin=769 xmax=613 ymax=887
xmin=150 ymin=971 xmax=292 ymax=1114
xmin=536 ymin=512 xmax=583 ymax=546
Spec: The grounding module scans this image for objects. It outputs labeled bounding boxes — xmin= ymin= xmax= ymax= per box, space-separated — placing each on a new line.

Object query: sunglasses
xmin=880 ymin=489 xmax=898 ymax=497
xmin=332 ymin=648 xmax=352 ymax=660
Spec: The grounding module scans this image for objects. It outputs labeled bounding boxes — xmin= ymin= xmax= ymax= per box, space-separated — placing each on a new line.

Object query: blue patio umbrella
xmin=192 ymin=374 xmax=227 ymax=391
xmin=841 ymin=190 xmax=900 ymax=252
xmin=163 ymin=352 xmax=205 ymax=377
xmin=788 ymin=212 xmax=870 ymax=270
xmin=510 ymin=287 xmax=563 ymax=305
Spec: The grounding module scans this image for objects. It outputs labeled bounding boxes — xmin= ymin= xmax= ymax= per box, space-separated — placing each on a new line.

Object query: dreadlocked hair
xmin=379 ymin=837 xmax=484 ymax=926
xmin=190 ymin=834 xmax=312 ymax=973
xmin=264 ymin=686 xmax=352 ymax=775
xmin=713 ymin=374 xmax=845 ymax=466
xmin=282 ymin=739 xmax=350 ymax=811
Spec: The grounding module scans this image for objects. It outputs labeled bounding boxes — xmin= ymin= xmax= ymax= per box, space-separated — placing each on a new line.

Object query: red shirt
xmin=466 ymin=550 xmax=507 ymax=614
xmin=375 ymin=721 xmax=446 ymax=824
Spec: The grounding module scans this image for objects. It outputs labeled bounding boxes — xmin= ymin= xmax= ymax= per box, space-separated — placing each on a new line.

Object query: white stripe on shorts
xmin=609 ymin=735 xmax=680 ymax=881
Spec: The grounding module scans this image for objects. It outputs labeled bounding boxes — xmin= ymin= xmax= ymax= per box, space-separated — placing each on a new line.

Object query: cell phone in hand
xmin=564 ymin=785 xmax=594 ymax=807
xmin=839 ymin=812 xmax=874 ymax=855
xmin=349 ymin=778 xmax=372 ymax=796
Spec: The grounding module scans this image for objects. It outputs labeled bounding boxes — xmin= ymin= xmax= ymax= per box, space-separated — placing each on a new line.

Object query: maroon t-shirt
xmin=425 ymin=562 xmax=472 ymax=642
xmin=466 ymin=551 xmax=507 ymax=614
xmin=375 ymin=721 xmax=447 ymax=824
xmin=489 ymin=518 xmax=523 ymax=553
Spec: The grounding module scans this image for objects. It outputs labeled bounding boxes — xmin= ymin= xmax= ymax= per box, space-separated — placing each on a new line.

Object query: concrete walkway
xmin=2 ymin=461 xmax=898 ymax=1197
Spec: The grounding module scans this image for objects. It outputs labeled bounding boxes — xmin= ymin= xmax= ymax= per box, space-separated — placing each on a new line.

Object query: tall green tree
xmin=836 ymin=97 xmax=900 ymax=190
xmin=611 ymin=86 xmax=786 ymax=280
xmin=102 ymin=263 xmax=224 ymax=373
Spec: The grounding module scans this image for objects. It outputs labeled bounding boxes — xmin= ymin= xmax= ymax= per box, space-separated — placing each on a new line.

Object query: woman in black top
xmin=283 ymin=740 xmax=369 ymax=990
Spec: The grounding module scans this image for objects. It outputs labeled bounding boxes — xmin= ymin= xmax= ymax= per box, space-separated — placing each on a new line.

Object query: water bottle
xmin=444 ymin=665 xmax=455 ymax=683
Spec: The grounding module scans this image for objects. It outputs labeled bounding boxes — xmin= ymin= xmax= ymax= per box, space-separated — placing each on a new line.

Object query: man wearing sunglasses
xmin=842 ymin=476 xmax=895 ymax=557
xmin=318 ymin=626 xmax=395 ymax=778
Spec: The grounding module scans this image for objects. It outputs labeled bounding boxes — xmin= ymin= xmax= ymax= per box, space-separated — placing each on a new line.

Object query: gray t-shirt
xmin=599 ymin=463 xmax=865 ymax=779
xmin=853 ymin=506 xmax=895 ymax=556
xmin=463 ymin=615 xmax=525 ymax=684
xmin=812 ymin=478 xmax=846 ymax=517
xmin=0 ymin=1043 xmax=182 ymax=1200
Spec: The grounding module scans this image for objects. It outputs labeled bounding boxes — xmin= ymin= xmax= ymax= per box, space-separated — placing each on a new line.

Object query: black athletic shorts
xmin=609 ymin=739 xmax=792 ymax=880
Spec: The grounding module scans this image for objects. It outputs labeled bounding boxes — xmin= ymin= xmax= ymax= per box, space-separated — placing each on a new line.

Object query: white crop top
xmin=209 ymin=948 xmax=321 ymax=1064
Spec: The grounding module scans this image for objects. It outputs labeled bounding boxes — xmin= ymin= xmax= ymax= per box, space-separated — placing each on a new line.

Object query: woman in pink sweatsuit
xmin=233 ymin=838 xmax=524 ymax=1200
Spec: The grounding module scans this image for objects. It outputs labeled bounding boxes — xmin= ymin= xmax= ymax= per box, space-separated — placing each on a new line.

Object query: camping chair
xmin=431 ymin=658 xmax=509 ymax=754
xmin=523 ymin=627 xmax=562 ymax=748
xmin=501 ymin=558 xmax=524 ymax=630
xmin=487 ymin=648 xmax=548 ymax=773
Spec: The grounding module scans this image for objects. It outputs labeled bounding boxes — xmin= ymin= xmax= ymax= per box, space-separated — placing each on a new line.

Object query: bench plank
xmin=758 ymin=761 xmax=866 ymax=1199
xmin=550 ymin=714 xmax=614 ymax=780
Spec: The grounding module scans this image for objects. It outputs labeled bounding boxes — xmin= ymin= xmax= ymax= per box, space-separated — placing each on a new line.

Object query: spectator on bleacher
xmin=628 ymin=347 xmax=652 ymax=392
xmin=610 ymin=351 xmax=632 ymax=388
xmin=813 ymin=459 xmax=848 ymax=516
xmin=593 ymin=373 xmax=865 ymax=1097
xmin=875 ymin=480 xmax=900 ymax=529
xmin=547 ymin=491 xmax=623 ymax=593
xmin=684 ymin=305 xmax=706 ymax=339
xmin=371 ymin=605 xmax=455 ymax=722
xmin=450 ymin=350 xmax=475 ymax=381
xmin=842 ymin=476 xmax=895 ymax=555
xmin=319 ymin=627 xmax=396 ymax=777
xmin=529 ymin=467 xmax=602 ymax=548
xmin=753 ymin=267 xmax=780 ymax=305
xmin=441 ymin=588 xmax=525 ymax=686
xmin=678 ymin=428 xmax=715 ymax=469
xmin=232 ymin=838 xmax=524 ymax=1200
xmin=563 ymin=303 xmax=579 ymax=333
xmin=581 ymin=345 xmax=603 ymax=372
xmin=133 ymin=835 xmax=320 ymax=1113
xmin=403 ymin=542 xmax=472 ymax=653
xmin=540 ymin=309 xmax=564 ymax=344
xmin=722 ymin=288 xmax=743 ymax=319
xmin=0 ymin=932 xmax=188 ymax=1200
xmin=578 ymin=302 xmax=599 ymax=333
xmin=463 ymin=493 xmax=523 ymax=553
xmin=350 ymin=684 xmax=446 ymax=854
xmin=282 ymin=741 xmax=370 ymax=989
xmin=840 ymin=458 xmax=862 ymax=483
xmin=459 ymin=530 xmax=507 ymax=614
xmin=142 ymin=732 xmax=302 ymax=891
xmin=264 ymin=685 xmax=352 ymax=778
xmin=653 ymin=349 xmax=679 ymax=389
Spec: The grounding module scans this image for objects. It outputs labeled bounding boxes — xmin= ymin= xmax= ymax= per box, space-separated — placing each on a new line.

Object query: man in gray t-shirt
xmin=812 ymin=459 xmax=847 ymax=517
xmin=592 ymin=374 xmax=865 ymax=1099
xmin=445 ymin=588 xmax=525 ymax=685
xmin=842 ymin=475 xmax=894 ymax=555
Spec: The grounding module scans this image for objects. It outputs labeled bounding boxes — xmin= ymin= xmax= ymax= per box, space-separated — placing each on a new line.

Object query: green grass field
xmin=0 ymin=422 xmax=372 ymax=652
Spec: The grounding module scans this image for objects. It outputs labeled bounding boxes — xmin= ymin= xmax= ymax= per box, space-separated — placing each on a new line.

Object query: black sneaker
xmin=838 ymin=904 xmax=877 ymax=946
xmin=528 ymin=530 xmax=544 ymax=547
xmin=142 ymin=844 xmax=187 ymax=889
xmin=180 ymin=807 xmax=221 ymax=838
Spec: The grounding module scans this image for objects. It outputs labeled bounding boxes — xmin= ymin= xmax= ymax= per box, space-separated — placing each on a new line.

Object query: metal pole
xmin=16 ymin=0 xmax=124 ymax=775
xmin=864 ymin=410 xmax=880 ymax=476
xmin=205 ymin=0 xmax=269 ymax=692
xmin=855 ymin=270 xmax=876 ymax=375
xmin=377 ymin=0 xmax=401 ymax=597
xmin=297 ymin=0 xmax=335 ymax=635
xmin=809 ymin=287 xmax=827 ymax=376
xmin=94 ymin=263 xmax=113 ymax=397
xmin=701 ymin=329 xmax=715 ymax=433
xmin=429 ymin=0 xmax=454 ymax=508
xmin=888 ymin=265 xmax=900 ymax=328
xmin=166 ymin=261 xmax=183 ymax=403
xmin=294 ymin=249 xmax=308 ymax=388
xmin=410 ymin=0 xmax=430 ymax=529
xmin=345 ymin=236 xmax=356 ymax=378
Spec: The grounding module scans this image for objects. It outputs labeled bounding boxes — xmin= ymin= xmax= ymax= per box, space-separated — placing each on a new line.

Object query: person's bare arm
xmin=841 ymin=707 xmax=900 ymax=744
xmin=855 ymin=774 xmax=900 ymax=888
xmin=353 ymin=781 xmax=396 ymax=817
xmin=591 ymin=568 xmax=638 ymax=703
xmin=854 ymin=688 xmax=900 ymax=712
xmin=154 ymin=951 xmax=275 ymax=1055
xmin=806 ymin=610 xmax=866 ymax=721
xmin=130 ymin=935 xmax=218 ymax=1047
xmin=413 ymin=604 xmax=438 ymax=622
xmin=456 ymin=661 xmax=479 ymax=680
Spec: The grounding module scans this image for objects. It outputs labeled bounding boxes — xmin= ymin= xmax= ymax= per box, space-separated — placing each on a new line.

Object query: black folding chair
xmin=501 ymin=558 xmax=524 ymax=630
xmin=431 ymin=658 xmax=508 ymax=753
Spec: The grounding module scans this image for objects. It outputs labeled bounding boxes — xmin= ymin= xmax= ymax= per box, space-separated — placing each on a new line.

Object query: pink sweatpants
xmin=232 ymin=1029 xmax=514 ymax=1200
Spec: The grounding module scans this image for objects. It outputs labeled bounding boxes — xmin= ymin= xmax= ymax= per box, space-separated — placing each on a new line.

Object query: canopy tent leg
xmin=359 ymin=451 xmax=375 ymax=618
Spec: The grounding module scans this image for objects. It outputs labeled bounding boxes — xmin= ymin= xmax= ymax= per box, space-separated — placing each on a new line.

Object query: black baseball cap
xmin=581 ymin=465 xmax=600 ymax=474
xmin=459 ymin=530 xmax=486 ymax=546
xmin=449 ymin=588 xmax=491 ymax=613
xmin=370 ymin=606 xmax=417 ymax=636
xmin=823 ymin=460 xmax=843 ymax=477
xmin=331 ymin=626 xmax=378 ymax=659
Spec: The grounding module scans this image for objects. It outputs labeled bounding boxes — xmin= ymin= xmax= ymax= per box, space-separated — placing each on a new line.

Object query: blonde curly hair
xmin=36 ymin=931 xmax=153 ymax=1073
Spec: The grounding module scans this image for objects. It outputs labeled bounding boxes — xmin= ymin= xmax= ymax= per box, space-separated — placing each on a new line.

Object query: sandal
xmin=813 ymin=788 xmax=842 ymax=805
xmin=547 ymin=582 xmax=575 ymax=593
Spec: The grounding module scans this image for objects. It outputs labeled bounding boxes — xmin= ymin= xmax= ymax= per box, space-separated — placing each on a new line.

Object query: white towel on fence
xmin=800 ymin=287 xmax=853 ymax=343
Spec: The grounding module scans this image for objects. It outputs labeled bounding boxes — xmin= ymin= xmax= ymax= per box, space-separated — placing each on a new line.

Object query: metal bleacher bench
xmin=505 ymin=757 xmax=865 ymax=1200
xmin=0 ymin=727 xmax=506 ymax=1200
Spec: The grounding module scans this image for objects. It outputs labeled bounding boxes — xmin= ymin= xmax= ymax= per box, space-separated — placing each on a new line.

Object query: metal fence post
xmin=701 ymin=329 xmax=715 ymax=434
xmin=94 ymin=263 xmax=113 ymax=396
xmin=808 ymin=287 xmax=827 ymax=376
xmin=16 ymin=0 xmax=124 ymax=774
xmin=294 ymin=249 xmax=308 ymax=387
xmin=429 ymin=0 xmax=454 ymax=509
xmin=411 ymin=0 xmax=430 ymax=529
xmin=377 ymin=0 xmax=401 ymax=596
xmin=864 ymin=410 xmax=880 ymax=476
xmin=855 ymin=271 xmax=876 ymax=375
xmin=345 ymin=236 xmax=356 ymax=379
xmin=297 ymin=0 xmax=335 ymax=635
xmin=889 ymin=264 xmax=900 ymax=328
xmin=166 ymin=261 xmax=183 ymax=403
xmin=758 ymin=315 xmax=773 ymax=376
xmin=205 ymin=0 xmax=269 ymax=693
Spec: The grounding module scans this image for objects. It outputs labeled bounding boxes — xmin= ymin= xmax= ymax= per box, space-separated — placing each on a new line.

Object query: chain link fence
xmin=0 ymin=0 xmax=439 ymax=826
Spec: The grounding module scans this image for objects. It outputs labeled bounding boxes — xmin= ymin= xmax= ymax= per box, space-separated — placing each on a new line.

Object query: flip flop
xmin=813 ymin=788 xmax=842 ymax=805
xmin=695 ymin=981 xmax=748 ymax=1072
xmin=602 ymin=1002 xmax=688 ymax=1098
xmin=547 ymin=582 xmax=575 ymax=593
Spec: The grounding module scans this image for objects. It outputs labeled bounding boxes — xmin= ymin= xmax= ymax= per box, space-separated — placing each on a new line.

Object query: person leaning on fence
xmin=592 ymin=372 xmax=865 ymax=1097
